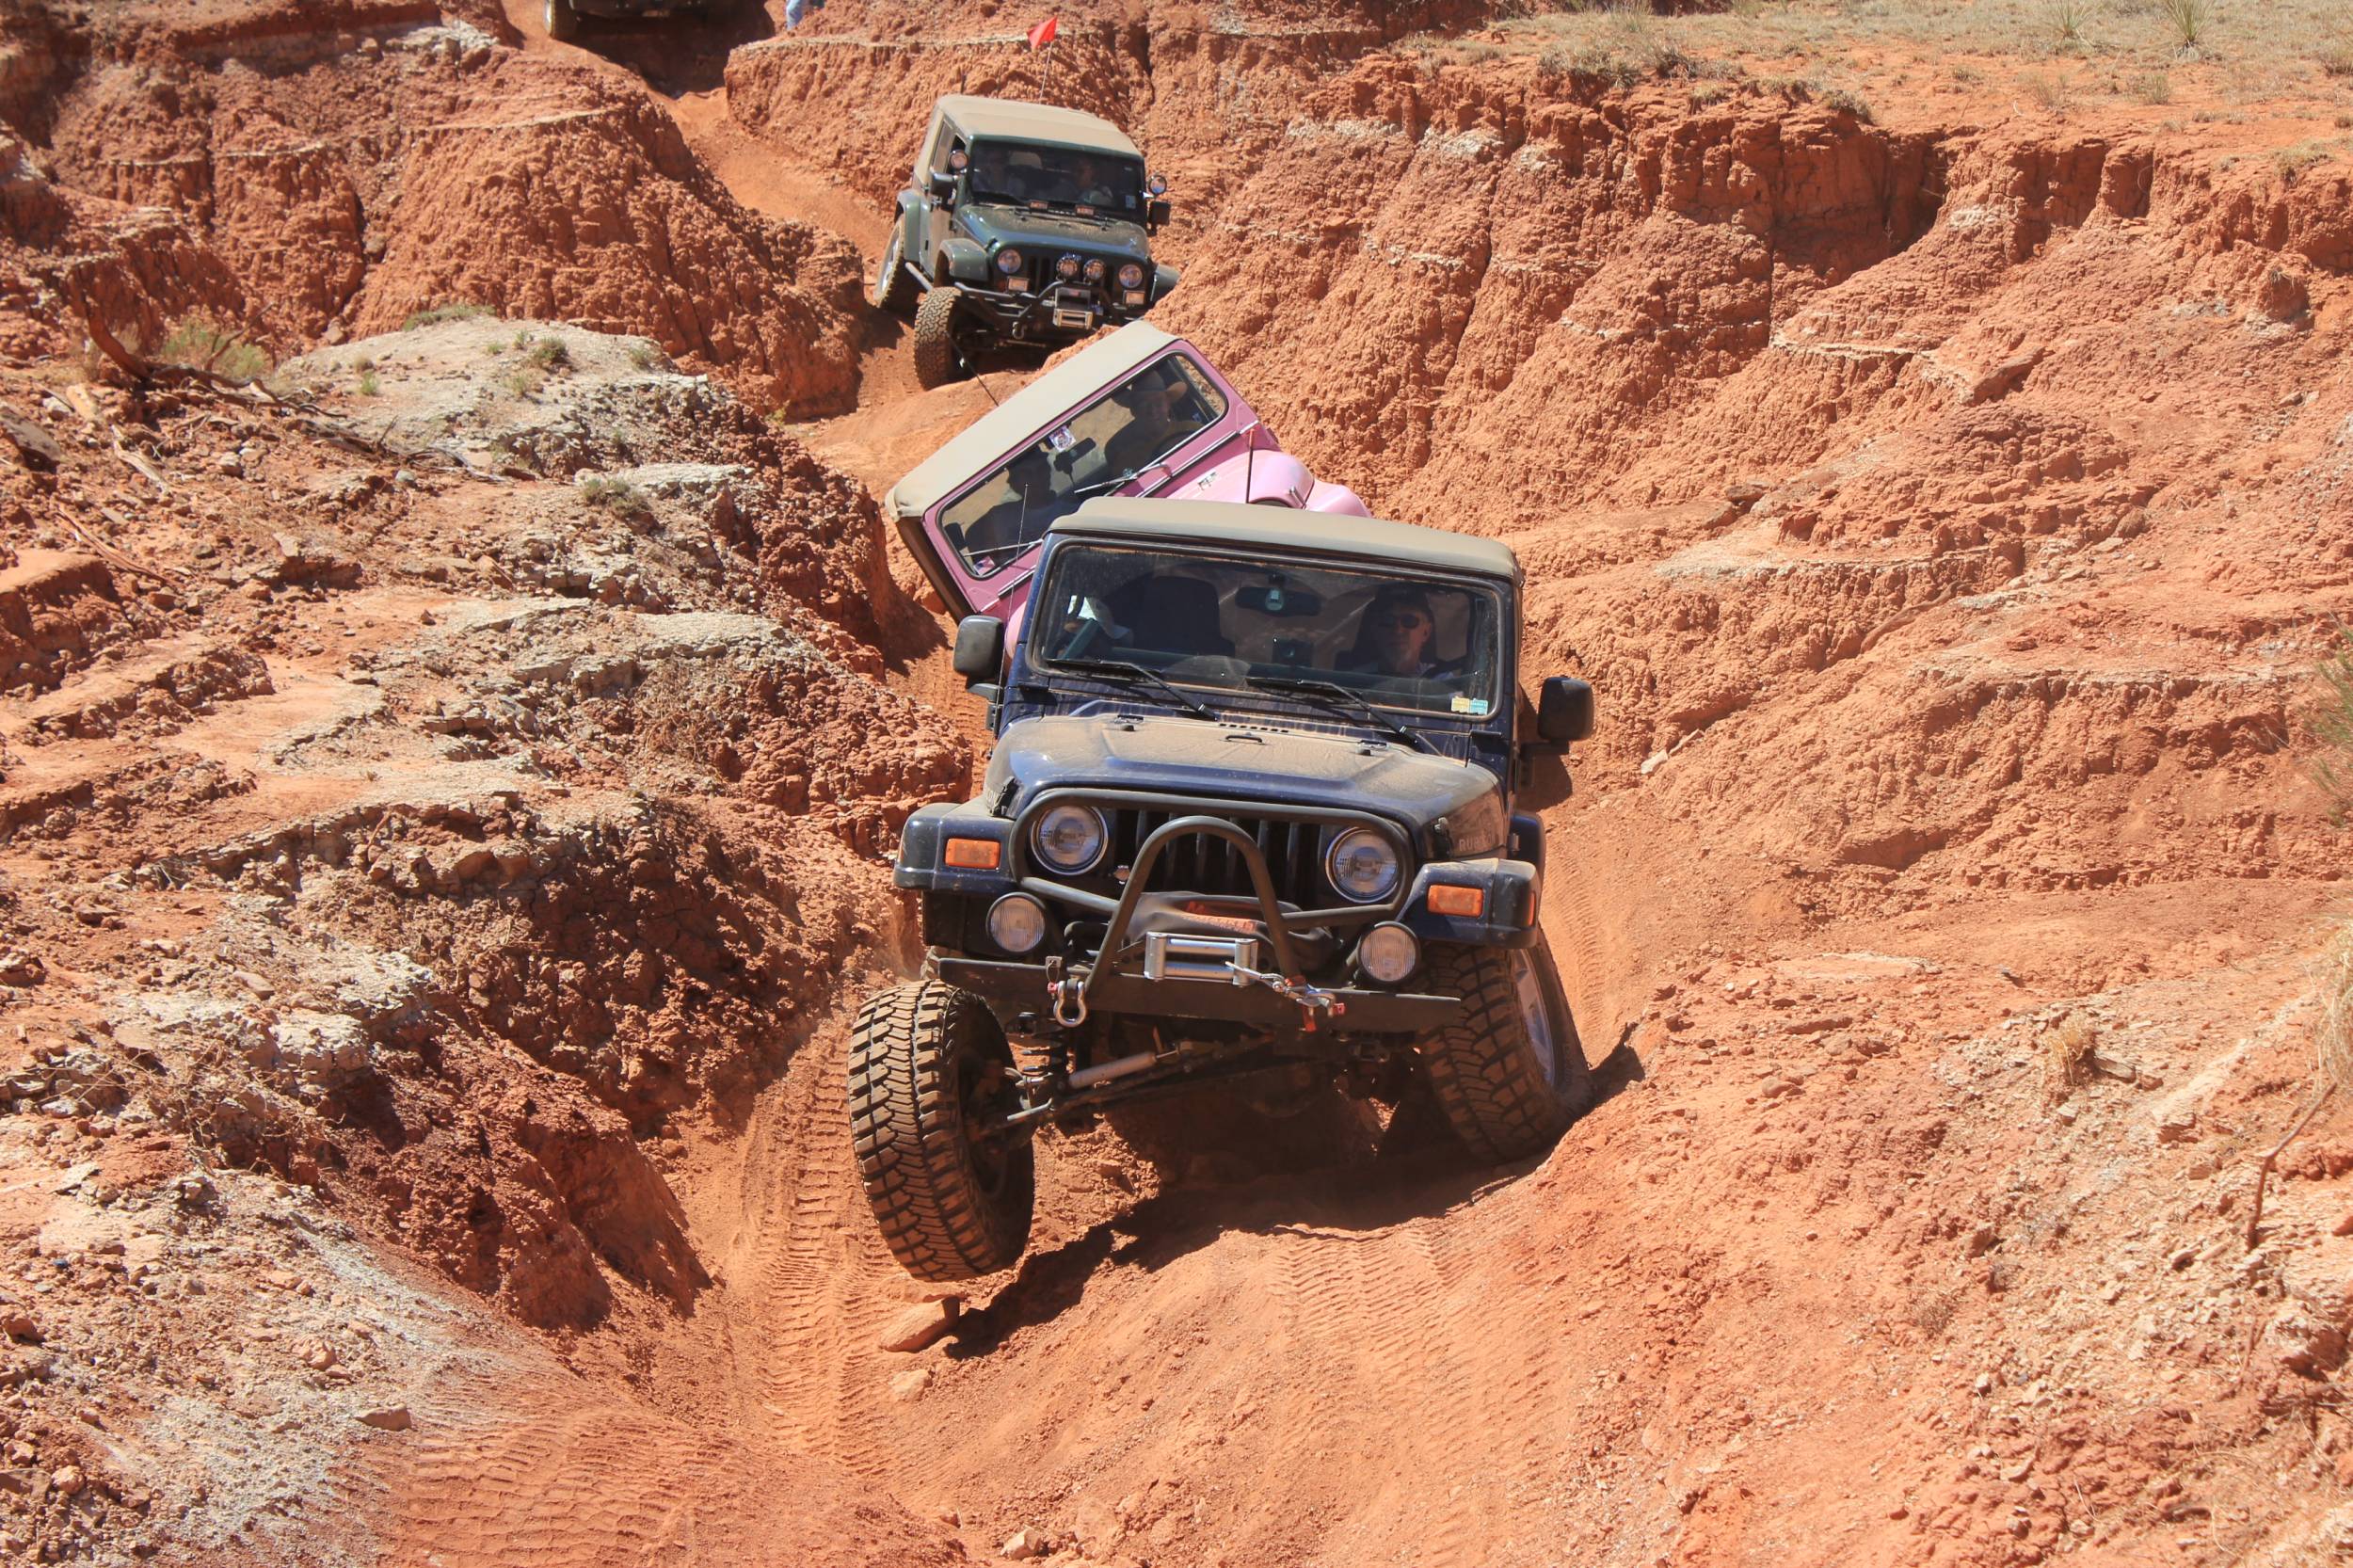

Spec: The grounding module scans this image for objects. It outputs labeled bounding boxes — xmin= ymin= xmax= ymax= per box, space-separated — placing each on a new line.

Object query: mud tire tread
xmin=911 ymin=287 xmax=965 ymax=390
xmin=849 ymin=981 xmax=1032 ymax=1281
xmin=1420 ymin=941 xmax=1588 ymax=1164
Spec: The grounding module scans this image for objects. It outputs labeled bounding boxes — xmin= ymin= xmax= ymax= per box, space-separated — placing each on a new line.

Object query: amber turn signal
xmin=943 ymin=838 xmax=1003 ymax=871
xmin=1426 ymin=883 xmax=1484 ymax=919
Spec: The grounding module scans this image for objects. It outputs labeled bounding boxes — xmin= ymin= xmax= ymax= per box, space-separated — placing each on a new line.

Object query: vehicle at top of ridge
xmin=872 ymin=94 xmax=1181 ymax=389
xmin=848 ymin=496 xmax=1598 ymax=1281
xmin=542 ymin=0 xmax=715 ymax=41
xmin=885 ymin=319 xmax=1370 ymax=628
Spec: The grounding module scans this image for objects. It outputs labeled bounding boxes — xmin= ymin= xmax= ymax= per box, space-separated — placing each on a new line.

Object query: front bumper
xmin=953 ymin=280 xmax=1151 ymax=341
xmin=900 ymin=794 xmax=1542 ymax=1036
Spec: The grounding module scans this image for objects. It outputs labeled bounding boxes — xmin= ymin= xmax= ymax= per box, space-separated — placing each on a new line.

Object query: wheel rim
xmin=1514 ymin=951 xmax=1560 ymax=1089
xmin=875 ymin=236 xmax=898 ymax=301
xmin=544 ymin=0 xmax=557 ymax=27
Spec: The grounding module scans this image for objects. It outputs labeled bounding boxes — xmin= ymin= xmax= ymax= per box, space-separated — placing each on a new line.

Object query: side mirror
xmin=952 ymin=616 xmax=1005 ymax=684
xmin=1146 ymin=199 xmax=1172 ymax=230
xmin=1535 ymin=676 xmax=1595 ymax=746
xmin=929 ymin=169 xmax=957 ymax=202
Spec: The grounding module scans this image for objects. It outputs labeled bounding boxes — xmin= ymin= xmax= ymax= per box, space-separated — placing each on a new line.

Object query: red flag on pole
xmin=1028 ymin=14 xmax=1058 ymax=49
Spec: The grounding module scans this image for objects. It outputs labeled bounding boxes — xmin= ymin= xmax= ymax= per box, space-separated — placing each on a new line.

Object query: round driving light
xmin=1032 ymin=804 xmax=1110 ymax=873
xmin=986 ymin=893 xmax=1049 ymax=954
xmin=1325 ymin=827 xmax=1401 ymax=903
xmin=1356 ymin=922 xmax=1419 ymax=984
xmin=1055 ymin=253 xmax=1081 ymax=281
xmin=949 ymin=149 xmax=969 ymax=171
xmin=1083 ymin=258 xmax=1108 ymax=282
xmin=1148 ymin=174 xmax=1169 ymax=196
xmin=995 ymin=247 xmax=1025 ymax=276
xmin=1117 ymin=262 xmax=1145 ymax=290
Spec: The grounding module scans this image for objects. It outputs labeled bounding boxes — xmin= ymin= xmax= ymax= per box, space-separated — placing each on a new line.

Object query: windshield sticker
xmin=1047 ymin=424 xmax=1075 ymax=451
xmin=1451 ymin=695 xmax=1491 ymax=716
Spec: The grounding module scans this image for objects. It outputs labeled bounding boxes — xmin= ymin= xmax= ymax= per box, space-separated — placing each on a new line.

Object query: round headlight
xmin=996 ymin=248 xmax=1025 ymax=276
xmin=1117 ymin=262 xmax=1145 ymax=290
xmin=1083 ymin=258 xmax=1108 ymax=282
xmin=1356 ymin=922 xmax=1419 ymax=984
xmin=1055 ymin=254 xmax=1081 ymax=280
xmin=985 ymin=893 xmax=1049 ymax=954
xmin=1032 ymin=805 xmax=1109 ymax=874
xmin=1325 ymin=828 xmax=1401 ymax=903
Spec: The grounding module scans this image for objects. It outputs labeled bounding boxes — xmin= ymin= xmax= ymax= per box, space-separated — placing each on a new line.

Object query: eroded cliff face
xmin=1 ymin=3 xmax=2350 ymax=1566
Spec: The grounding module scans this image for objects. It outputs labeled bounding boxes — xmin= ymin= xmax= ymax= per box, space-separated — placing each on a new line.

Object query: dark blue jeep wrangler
xmin=851 ymin=498 xmax=1597 ymax=1280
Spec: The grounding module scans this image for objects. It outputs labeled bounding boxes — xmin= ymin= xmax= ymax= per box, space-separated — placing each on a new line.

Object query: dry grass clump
xmin=401 ymin=301 xmax=493 ymax=330
xmin=2020 ymin=69 xmax=2073 ymax=115
xmin=2155 ymin=0 xmax=2205 ymax=50
xmin=579 ymin=474 xmax=652 ymax=520
xmin=2313 ymin=625 xmax=2353 ymax=824
xmin=2042 ymin=1012 xmax=2098 ymax=1102
xmin=2128 ymin=69 xmax=2172 ymax=103
xmin=1908 ymin=1288 xmax=1961 ymax=1338
xmin=2317 ymin=923 xmax=2353 ymax=1096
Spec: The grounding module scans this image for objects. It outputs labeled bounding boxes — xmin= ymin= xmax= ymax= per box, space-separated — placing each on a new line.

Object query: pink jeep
xmin=886 ymin=322 xmax=1369 ymax=625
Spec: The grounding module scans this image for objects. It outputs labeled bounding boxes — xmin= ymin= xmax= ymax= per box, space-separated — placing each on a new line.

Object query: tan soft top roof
xmin=1051 ymin=498 xmax=1522 ymax=582
xmin=886 ymin=321 xmax=1183 ymax=520
xmin=936 ymin=94 xmax=1141 ymax=159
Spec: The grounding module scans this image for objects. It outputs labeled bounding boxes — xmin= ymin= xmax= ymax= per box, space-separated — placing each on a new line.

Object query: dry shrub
xmin=2042 ymin=1012 xmax=2097 ymax=1102
xmin=156 ymin=316 xmax=271 ymax=384
xmin=1908 ymin=1288 xmax=1961 ymax=1337
xmin=402 ymin=301 xmax=493 ymax=330
xmin=2129 ymin=69 xmax=2172 ymax=102
xmin=2313 ymin=624 xmax=2353 ymax=824
xmin=2021 ymin=69 xmax=2073 ymax=114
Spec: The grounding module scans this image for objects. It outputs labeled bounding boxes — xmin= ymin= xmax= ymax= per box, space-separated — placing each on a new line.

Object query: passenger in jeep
xmin=1341 ymin=584 xmax=1459 ymax=681
xmin=1104 ymin=369 xmax=1209 ymax=475
xmin=963 ymin=446 xmax=1067 ymax=568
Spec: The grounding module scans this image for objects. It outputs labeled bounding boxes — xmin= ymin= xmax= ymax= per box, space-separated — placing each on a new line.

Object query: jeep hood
xmin=959 ymin=203 xmax=1151 ymax=264
xmin=983 ymin=713 xmax=1496 ymax=831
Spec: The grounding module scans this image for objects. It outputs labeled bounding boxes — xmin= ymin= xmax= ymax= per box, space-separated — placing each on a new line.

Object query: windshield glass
xmin=1032 ymin=544 xmax=1504 ymax=718
xmin=968 ymin=140 xmax=1145 ymax=215
xmin=939 ymin=355 xmax=1227 ymax=579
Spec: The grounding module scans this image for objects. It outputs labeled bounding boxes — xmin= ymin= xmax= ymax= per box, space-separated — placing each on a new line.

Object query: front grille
xmin=1108 ymin=808 xmax=1325 ymax=907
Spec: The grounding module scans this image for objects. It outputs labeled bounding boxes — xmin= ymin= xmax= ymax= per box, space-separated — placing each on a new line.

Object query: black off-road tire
xmin=1420 ymin=938 xmax=1590 ymax=1164
xmin=848 ymin=982 xmax=1033 ymax=1281
xmin=544 ymin=0 xmax=581 ymax=42
xmin=871 ymin=231 xmax=918 ymax=314
xmin=911 ymin=287 xmax=967 ymax=390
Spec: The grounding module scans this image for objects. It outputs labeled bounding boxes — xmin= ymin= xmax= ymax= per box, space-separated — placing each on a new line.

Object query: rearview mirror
xmin=1535 ymin=676 xmax=1595 ymax=745
xmin=1237 ymin=583 xmax=1323 ymax=617
xmin=952 ymin=616 xmax=1005 ymax=684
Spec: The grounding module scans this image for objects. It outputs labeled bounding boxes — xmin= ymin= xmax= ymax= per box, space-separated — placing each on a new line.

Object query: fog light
xmin=943 ymin=837 xmax=1002 ymax=871
xmin=1006 ymin=275 xmax=1030 ymax=294
xmin=986 ymin=893 xmax=1048 ymax=954
xmin=1427 ymin=883 xmax=1484 ymax=919
xmin=1357 ymin=922 xmax=1419 ymax=984
xmin=1122 ymin=289 xmax=1148 ymax=307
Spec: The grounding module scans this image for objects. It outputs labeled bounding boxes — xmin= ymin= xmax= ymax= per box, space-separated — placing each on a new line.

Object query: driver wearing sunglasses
xmin=1341 ymin=584 xmax=1454 ymax=680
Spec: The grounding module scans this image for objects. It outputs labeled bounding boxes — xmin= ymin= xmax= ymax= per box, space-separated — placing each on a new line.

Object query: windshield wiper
xmin=1242 ymin=676 xmax=1439 ymax=755
xmin=1052 ymin=657 xmax=1222 ymax=722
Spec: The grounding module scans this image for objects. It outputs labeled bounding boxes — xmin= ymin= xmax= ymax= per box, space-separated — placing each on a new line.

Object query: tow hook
xmin=1046 ymin=955 xmax=1091 ymax=1029
xmin=1233 ymin=964 xmax=1344 ymax=1029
